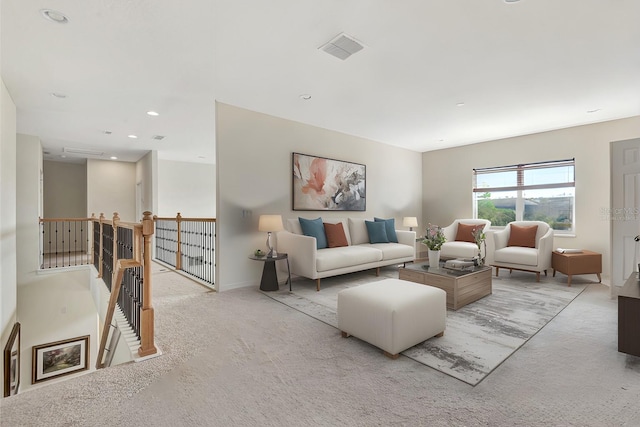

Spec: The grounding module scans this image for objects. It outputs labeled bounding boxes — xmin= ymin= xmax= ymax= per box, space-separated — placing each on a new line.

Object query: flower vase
xmin=428 ymin=250 xmax=441 ymax=269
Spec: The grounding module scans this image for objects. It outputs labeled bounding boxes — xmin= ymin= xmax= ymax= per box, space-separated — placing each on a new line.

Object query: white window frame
xmin=473 ymin=158 xmax=576 ymax=234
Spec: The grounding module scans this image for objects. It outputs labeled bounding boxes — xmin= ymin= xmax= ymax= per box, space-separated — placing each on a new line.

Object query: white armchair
xmin=440 ymin=219 xmax=491 ymax=259
xmin=491 ymin=221 xmax=554 ymax=282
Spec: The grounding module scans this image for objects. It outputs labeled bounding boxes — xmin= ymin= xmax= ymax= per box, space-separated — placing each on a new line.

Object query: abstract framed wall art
xmin=292 ymin=153 xmax=366 ymax=211
xmin=32 ymin=335 xmax=89 ymax=384
xmin=3 ymin=322 xmax=20 ymax=397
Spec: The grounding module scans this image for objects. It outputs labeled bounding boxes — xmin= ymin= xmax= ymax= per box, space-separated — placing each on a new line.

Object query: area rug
xmin=263 ymin=270 xmax=587 ymax=386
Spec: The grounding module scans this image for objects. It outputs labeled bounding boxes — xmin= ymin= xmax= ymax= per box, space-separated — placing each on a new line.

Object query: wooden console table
xmin=619 ymin=273 xmax=640 ymax=357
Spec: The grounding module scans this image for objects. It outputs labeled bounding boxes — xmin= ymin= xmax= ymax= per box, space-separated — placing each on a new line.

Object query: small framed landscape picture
xmin=32 ymin=335 xmax=89 ymax=384
xmin=3 ymin=322 xmax=20 ymax=397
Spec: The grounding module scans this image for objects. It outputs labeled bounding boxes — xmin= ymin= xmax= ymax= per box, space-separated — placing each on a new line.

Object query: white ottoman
xmin=337 ymin=278 xmax=446 ymax=359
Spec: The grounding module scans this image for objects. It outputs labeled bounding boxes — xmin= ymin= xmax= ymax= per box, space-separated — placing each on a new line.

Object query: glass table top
xmin=402 ymin=260 xmax=491 ymax=278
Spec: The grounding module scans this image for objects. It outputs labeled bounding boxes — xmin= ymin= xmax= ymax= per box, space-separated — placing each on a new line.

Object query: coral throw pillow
xmin=455 ymin=223 xmax=482 ymax=243
xmin=324 ymin=222 xmax=349 ymax=248
xmin=507 ymin=224 xmax=538 ymax=248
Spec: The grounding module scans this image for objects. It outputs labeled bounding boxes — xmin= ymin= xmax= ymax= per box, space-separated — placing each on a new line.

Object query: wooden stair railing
xmin=96 ymin=211 xmax=157 ymax=369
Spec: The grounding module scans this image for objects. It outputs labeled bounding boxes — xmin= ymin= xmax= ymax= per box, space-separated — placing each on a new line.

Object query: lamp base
xmin=266 ymin=232 xmax=277 ymax=258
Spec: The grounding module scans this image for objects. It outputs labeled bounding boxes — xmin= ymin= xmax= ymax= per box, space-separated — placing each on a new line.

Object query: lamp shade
xmin=258 ymin=215 xmax=284 ymax=232
xmin=402 ymin=217 xmax=418 ymax=228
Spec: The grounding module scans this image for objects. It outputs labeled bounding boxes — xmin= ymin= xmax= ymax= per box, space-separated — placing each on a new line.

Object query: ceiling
xmin=2 ymin=1 xmax=639 ymax=165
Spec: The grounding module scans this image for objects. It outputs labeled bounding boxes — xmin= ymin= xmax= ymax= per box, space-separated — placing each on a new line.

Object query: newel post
xmin=90 ymin=213 xmax=96 ymax=267
xmin=98 ymin=213 xmax=105 ymax=278
xmin=176 ymin=212 xmax=182 ymax=271
xmin=139 ymin=211 xmax=157 ymax=357
xmin=112 ymin=212 xmax=120 ymax=275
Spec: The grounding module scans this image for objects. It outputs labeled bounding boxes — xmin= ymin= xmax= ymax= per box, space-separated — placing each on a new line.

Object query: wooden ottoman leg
xmin=341 ymin=331 xmax=350 ymax=338
xmin=384 ymin=351 xmax=399 ymax=359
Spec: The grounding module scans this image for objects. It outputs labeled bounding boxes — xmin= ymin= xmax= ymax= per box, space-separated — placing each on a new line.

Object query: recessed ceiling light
xmin=50 ymin=92 xmax=67 ymax=99
xmin=128 ymin=135 xmax=138 ymax=139
xmin=110 ymin=156 xmax=118 ymax=160
xmin=456 ymin=102 xmax=465 ymax=107
xmin=587 ymin=109 xmax=601 ymax=113
xmin=197 ymin=155 xmax=206 ymax=159
xmin=40 ymin=9 xmax=69 ymax=24
xmin=300 ymin=94 xmax=312 ymax=100
xmin=103 ymin=130 xmax=112 ymax=135
xmin=504 ymin=0 xmax=521 ymax=3
xmin=146 ymin=111 xmax=159 ymax=116
xmin=60 ymin=155 xmax=67 ymax=158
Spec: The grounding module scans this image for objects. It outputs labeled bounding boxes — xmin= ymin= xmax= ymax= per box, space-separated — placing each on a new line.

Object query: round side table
xmin=249 ymin=253 xmax=291 ymax=291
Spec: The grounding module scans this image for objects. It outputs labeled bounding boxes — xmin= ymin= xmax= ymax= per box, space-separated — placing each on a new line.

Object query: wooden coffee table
xmin=399 ymin=261 xmax=492 ymax=310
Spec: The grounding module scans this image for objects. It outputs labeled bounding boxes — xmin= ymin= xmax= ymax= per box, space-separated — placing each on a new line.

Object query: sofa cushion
xmin=286 ymin=218 xmax=303 ymax=235
xmin=494 ymin=246 xmax=539 ymax=266
xmin=348 ymin=218 xmax=372 ymax=245
xmin=324 ymin=222 xmax=349 ymax=248
xmin=374 ymin=217 xmax=398 ymax=243
xmin=299 ymin=217 xmax=328 ymax=249
xmin=455 ymin=223 xmax=482 ymax=243
xmin=441 ymin=241 xmax=479 ymax=259
xmin=316 ymin=246 xmax=383 ymax=272
xmin=508 ymin=224 xmax=538 ymax=248
xmin=368 ymin=243 xmax=414 ymax=260
xmin=365 ymin=220 xmax=389 ymax=244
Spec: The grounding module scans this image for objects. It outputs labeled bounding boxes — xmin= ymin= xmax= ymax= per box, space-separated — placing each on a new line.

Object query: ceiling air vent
xmin=151 ymin=135 xmax=165 ymax=141
xmin=319 ymin=33 xmax=364 ymax=60
xmin=63 ymin=147 xmax=104 ymax=157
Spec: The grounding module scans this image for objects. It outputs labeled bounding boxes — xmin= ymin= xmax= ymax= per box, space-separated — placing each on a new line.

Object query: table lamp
xmin=258 ymin=215 xmax=284 ymax=257
xmin=403 ymin=217 xmax=418 ymax=231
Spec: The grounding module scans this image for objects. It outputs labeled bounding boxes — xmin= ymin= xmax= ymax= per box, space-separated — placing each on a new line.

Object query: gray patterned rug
xmin=263 ymin=270 xmax=587 ymax=386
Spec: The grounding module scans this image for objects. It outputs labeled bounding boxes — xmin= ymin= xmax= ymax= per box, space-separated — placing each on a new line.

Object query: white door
xmin=611 ymin=138 xmax=640 ymax=293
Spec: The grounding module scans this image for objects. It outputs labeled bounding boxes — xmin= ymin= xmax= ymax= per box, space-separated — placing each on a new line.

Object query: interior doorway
xmin=611 ymin=137 xmax=640 ymax=294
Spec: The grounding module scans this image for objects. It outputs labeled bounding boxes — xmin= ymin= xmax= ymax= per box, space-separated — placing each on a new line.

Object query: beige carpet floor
xmin=1 ymin=264 xmax=640 ymax=426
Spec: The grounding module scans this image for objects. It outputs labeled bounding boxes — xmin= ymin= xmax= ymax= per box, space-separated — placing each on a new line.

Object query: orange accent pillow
xmin=507 ymin=224 xmax=538 ymax=248
xmin=455 ymin=223 xmax=482 ymax=243
xmin=324 ymin=222 xmax=349 ymax=248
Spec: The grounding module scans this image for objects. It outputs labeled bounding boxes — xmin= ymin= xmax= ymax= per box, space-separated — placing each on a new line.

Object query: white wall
xmin=87 ymin=159 xmax=136 ymax=222
xmin=216 ymin=103 xmax=422 ymax=291
xmin=422 ymin=116 xmax=640 ymax=283
xmin=0 ymin=78 xmax=17 ymax=370
xmin=43 ymin=160 xmax=87 ymax=218
xmin=158 ymin=159 xmax=216 ymax=218
xmin=17 ymin=268 xmax=98 ymax=392
xmin=16 ymin=134 xmax=43 ymax=286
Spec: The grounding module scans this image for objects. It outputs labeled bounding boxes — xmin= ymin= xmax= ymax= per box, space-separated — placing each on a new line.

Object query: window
xmin=473 ymin=159 xmax=575 ymax=233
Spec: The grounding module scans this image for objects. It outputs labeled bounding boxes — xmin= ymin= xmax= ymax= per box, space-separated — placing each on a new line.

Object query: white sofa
xmin=277 ymin=217 xmax=416 ymax=291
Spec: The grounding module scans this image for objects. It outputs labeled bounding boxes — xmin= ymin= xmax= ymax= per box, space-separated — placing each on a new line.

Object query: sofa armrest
xmin=442 ymin=223 xmax=457 ymax=241
xmin=537 ymin=228 xmax=554 ymax=269
xmin=276 ymin=231 xmax=318 ymax=279
xmin=493 ymin=227 xmax=510 ymax=250
xmin=396 ymin=230 xmax=416 ymax=250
